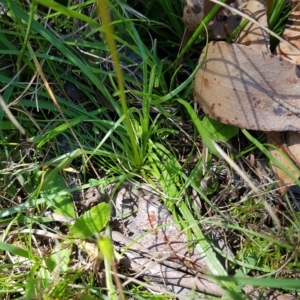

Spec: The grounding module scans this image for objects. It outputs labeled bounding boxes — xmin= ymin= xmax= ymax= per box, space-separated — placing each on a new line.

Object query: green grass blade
xmin=0 ymin=241 xmax=32 ymax=259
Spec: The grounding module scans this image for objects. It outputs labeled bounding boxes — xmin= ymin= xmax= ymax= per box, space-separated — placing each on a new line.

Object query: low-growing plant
xmin=0 ymin=0 xmax=299 ymax=299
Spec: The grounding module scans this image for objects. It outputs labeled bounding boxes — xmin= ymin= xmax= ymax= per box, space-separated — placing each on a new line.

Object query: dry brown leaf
xmin=266 ymin=132 xmax=300 ymax=196
xmin=109 ymin=182 xmax=225 ymax=296
xmin=283 ymin=131 xmax=300 ymax=169
xmin=234 ymin=0 xmax=299 ymax=194
xmin=277 ymin=0 xmax=300 ymax=64
xmin=78 ymin=240 xmax=101 ymax=262
xmin=267 ymin=0 xmax=300 ymax=194
xmin=194 ymin=41 xmax=300 ymax=131
xmin=207 ymin=6 xmax=242 ymax=40
xmin=194 ymin=1 xmax=300 ymax=196
xmin=111 ymin=183 xmax=210 ymax=273
xmin=111 ymin=183 xmax=295 ymax=298
xmin=182 ymin=0 xmax=238 ymax=33
xmin=182 ymin=0 xmax=205 ymax=31
xmin=235 ymin=0 xmax=268 ymax=48
xmin=245 ymin=286 xmax=297 ymax=300
xmin=206 ymin=0 xmax=245 ymax=40
xmin=113 ymin=229 xmax=225 ymax=296
xmin=179 ymin=0 xmax=236 ymax=66
xmin=179 ymin=0 xmax=205 ymax=66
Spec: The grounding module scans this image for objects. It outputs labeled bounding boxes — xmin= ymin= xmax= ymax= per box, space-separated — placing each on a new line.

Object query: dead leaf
xmin=233 ymin=0 xmax=298 ymax=195
xmin=267 ymin=0 xmax=300 ymax=194
xmin=182 ymin=0 xmax=205 ymax=31
xmin=245 ymin=285 xmax=297 ymax=300
xmin=235 ymin=0 xmax=268 ymax=49
xmin=110 ymin=182 xmax=294 ymax=298
xmin=194 ymin=41 xmax=300 ymax=131
xmin=179 ymin=0 xmax=236 ymax=66
xmin=112 ymin=231 xmax=224 ymax=296
xmin=283 ymin=131 xmax=300 ymax=169
xmin=109 ymin=182 xmax=225 ymax=296
xmin=78 ymin=240 xmax=98 ymax=258
xmin=277 ymin=0 xmax=300 ymax=64
xmin=194 ymin=1 xmax=300 ymax=196
xmin=207 ymin=8 xmax=242 ymax=40
xmin=178 ymin=0 xmax=205 ymax=66
xmin=267 ymin=132 xmax=300 ymax=196
xmin=111 ymin=182 xmax=210 ymax=273
xmin=206 ymin=0 xmax=246 ymax=40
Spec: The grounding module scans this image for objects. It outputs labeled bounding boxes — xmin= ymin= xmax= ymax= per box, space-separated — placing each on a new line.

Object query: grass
xmin=0 ymin=0 xmax=300 ymax=299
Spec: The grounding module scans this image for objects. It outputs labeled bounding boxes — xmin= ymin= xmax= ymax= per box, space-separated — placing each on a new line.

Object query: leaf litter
xmin=194 ymin=0 xmax=300 ymax=197
xmin=1 ymin=0 xmax=300 ymax=299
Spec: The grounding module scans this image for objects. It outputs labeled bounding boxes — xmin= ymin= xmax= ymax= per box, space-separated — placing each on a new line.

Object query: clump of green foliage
xmin=0 ymin=0 xmax=299 ymax=299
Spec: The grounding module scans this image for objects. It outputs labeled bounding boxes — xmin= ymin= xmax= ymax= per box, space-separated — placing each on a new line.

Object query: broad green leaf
xmin=40 ymin=171 xmax=75 ymax=218
xmin=235 ymin=252 xmax=259 ymax=276
xmin=70 ymin=203 xmax=111 ymax=239
xmin=202 ymin=116 xmax=238 ymax=141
